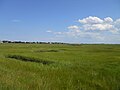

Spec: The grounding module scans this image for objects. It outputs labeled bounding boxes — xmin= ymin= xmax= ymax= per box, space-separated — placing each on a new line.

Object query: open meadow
xmin=0 ymin=43 xmax=120 ymax=90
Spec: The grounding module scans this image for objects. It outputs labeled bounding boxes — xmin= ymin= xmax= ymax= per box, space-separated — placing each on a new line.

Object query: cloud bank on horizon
xmin=47 ymin=16 xmax=120 ymax=43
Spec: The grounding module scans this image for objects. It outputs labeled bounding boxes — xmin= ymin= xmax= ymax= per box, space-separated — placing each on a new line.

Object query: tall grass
xmin=0 ymin=43 xmax=120 ymax=90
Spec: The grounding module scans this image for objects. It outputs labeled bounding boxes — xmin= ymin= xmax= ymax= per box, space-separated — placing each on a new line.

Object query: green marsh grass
xmin=0 ymin=43 xmax=120 ymax=90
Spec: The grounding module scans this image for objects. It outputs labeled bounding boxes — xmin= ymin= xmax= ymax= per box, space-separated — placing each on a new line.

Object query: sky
xmin=0 ymin=0 xmax=120 ymax=43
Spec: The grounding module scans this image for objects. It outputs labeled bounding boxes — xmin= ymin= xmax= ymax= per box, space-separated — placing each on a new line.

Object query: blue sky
xmin=0 ymin=0 xmax=120 ymax=43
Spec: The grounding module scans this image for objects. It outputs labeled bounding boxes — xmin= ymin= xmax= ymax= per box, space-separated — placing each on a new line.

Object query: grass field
xmin=0 ymin=43 xmax=120 ymax=90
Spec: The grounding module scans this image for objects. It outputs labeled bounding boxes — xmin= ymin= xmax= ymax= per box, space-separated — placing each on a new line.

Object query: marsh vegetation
xmin=0 ymin=44 xmax=120 ymax=90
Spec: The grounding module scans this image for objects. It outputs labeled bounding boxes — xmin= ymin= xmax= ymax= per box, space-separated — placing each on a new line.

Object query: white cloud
xmin=114 ymin=19 xmax=120 ymax=29
xmin=78 ymin=16 xmax=120 ymax=33
xmin=68 ymin=25 xmax=79 ymax=30
xmin=104 ymin=17 xmax=113 ymax=23
xmin=115 ymin=19 xmax=120 ymax=24
xmin=83 ymin=24 xmax=114 ymax=31
xmin=78 ymin=16 xmax=103 ymax=24
xmin=48 ymin=16 xmax=120 ymax=43
xmin=46 ymin=30 xmax=52 ymax=33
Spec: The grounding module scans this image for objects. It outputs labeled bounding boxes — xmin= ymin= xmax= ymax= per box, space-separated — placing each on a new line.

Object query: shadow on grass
xmin=35 ymin=50 xmax=60 ymax=53
xmin=6 ymin=55 xmax=54 ymax=65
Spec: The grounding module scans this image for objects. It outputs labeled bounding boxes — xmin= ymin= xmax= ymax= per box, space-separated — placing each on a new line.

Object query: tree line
xmin=0 ymin=40 xmax=68 ymax=44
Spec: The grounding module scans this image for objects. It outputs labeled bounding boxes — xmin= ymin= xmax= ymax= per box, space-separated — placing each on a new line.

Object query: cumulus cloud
xmin=78 ymin=16 xmax=120 ymax=33
xmin=83 ymin=23 xmax=114 ymax=31
xmin=114 ymin=19 xmax=120 ymax=29
xmin=78 ymin=16 xmax=103 ymax=24
xmin=104 ymin=17 xmax=113 ymax=23
xmin=48 ymin=16 xmax=120 ymax=43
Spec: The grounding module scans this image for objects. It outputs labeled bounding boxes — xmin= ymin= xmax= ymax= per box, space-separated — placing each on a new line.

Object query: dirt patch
xmin=6 ymin=55 xmax=54 ymax=65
